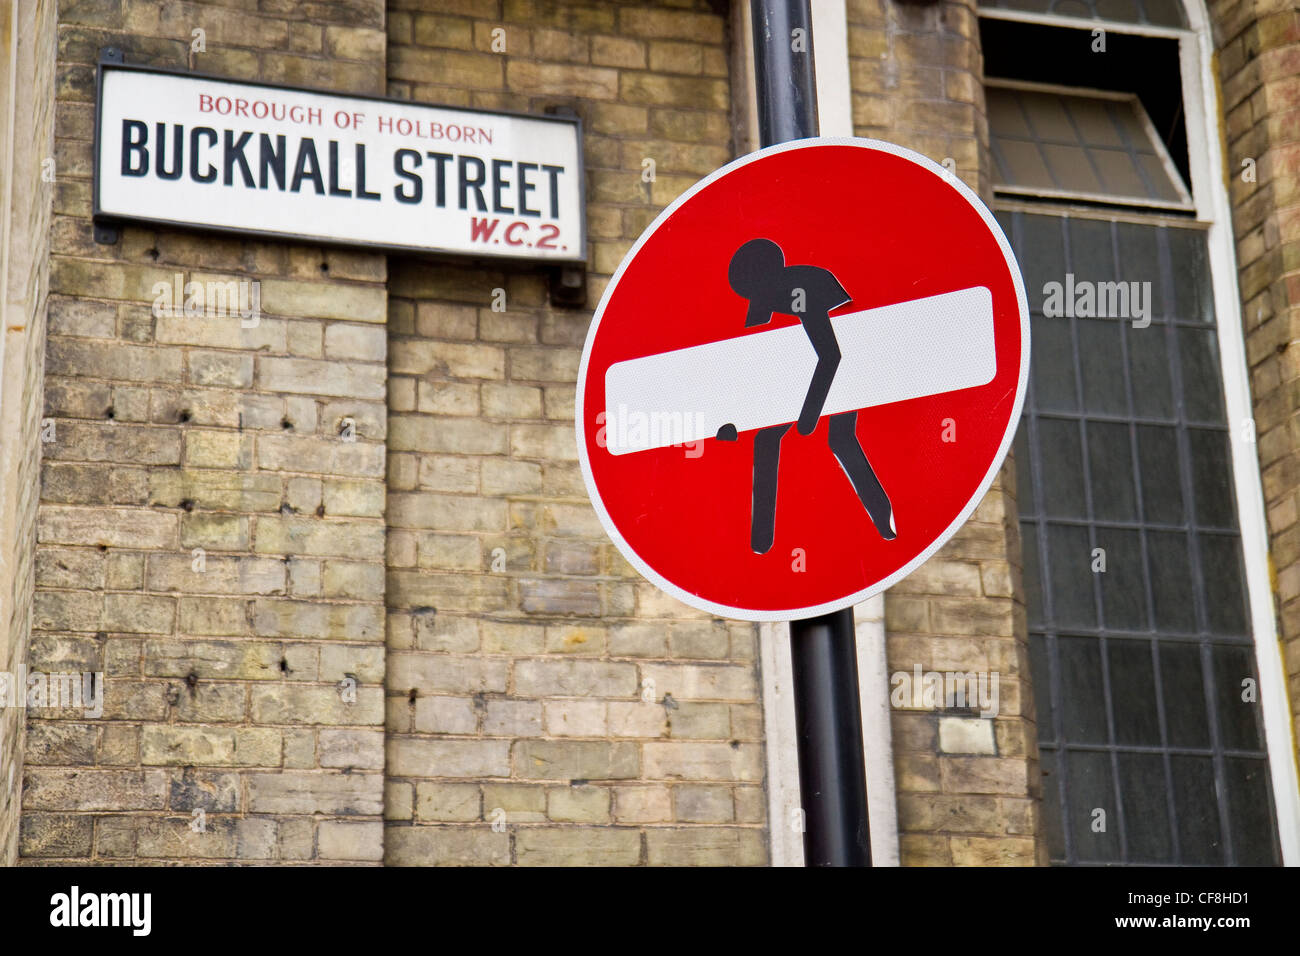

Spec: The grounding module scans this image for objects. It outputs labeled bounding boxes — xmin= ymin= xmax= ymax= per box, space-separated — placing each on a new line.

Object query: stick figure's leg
xmin=751 ymin=423 xmax=792 ymax=554
xmin=828 ymin=411 xmax=896 ymax=540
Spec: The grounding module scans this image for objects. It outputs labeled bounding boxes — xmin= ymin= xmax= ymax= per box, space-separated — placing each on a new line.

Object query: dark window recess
xmin=1003 ymin=210 xmax=1282 ymax=865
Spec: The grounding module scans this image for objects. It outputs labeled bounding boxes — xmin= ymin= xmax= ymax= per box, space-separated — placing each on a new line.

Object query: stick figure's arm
xmin=797 ymin=312 xmax=840 ymax=435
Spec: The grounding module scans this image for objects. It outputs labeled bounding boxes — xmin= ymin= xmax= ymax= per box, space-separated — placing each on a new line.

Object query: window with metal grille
xmin=998 ymin=210 xmax=1282 ymax=864
xmin=982 ymin=3 xmax=1289 ymax=863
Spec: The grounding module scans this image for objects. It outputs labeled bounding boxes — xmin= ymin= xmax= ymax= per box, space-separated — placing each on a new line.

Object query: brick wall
xmin=0 ymin=0 xmax=57 ymax=866
xmin=20 ymin=0 xmax=391 ymax=863
xmin=1215 ymin=0 xmax=1300 ymax=767
xmin=847 ymin=0 xmax=1046 ymax=865
xmin=25 ymin=0 xmax=1285 ymax=868
xmin=381 ymin=0 xmax=769 ymax=866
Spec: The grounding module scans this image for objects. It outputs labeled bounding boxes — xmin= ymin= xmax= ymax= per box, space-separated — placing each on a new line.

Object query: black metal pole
xmin=788 ymin=608 xmax=872 ymax=866
xmin=750 ymin=0 xmax=819 ymax=146
xmin=750 ymin=0 xmax=872 ymax=867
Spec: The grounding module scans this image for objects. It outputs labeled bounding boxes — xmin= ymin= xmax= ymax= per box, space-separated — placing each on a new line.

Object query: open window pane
xmin=987 ymin=83 xmax=1193 ymax=209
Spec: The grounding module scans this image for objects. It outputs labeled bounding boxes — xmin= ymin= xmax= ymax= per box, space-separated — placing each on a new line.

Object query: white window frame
xmin=732 ymin=0 xmax=901 ymax=867
xmin=981 ymin=0 xmax=1300 ymax=864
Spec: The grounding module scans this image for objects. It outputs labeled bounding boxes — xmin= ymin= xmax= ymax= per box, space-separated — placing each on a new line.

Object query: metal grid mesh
xmin=979 ymin=0 xmax=1188 ymax=29
xmin=999 ymin=209 xmax=1281 ymax=865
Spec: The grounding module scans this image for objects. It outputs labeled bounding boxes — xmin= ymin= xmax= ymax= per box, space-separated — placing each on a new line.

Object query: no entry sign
xmin=576 ymin=139 xmax=1029 ymax=621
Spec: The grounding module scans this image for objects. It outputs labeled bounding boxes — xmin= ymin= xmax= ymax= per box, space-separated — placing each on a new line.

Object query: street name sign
xmin=94 ymin=62 xmax=585 ymax=262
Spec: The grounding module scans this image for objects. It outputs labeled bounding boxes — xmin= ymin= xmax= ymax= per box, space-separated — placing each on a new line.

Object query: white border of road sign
xmin=575 ymin=137 xmax=1031 ymax=622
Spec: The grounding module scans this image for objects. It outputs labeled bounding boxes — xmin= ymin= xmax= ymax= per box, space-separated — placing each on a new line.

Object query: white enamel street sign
xmin=94 ymin=63 xmax=585 ymax=262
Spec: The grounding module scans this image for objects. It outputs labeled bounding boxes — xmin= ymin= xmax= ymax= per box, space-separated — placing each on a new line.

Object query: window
xmin=1003 ymin=209 xmax=1280 ymax=863
xmin=987 ymin=81 xmax=1191 ymax=210
xmin=981 ymin=0 xmax=1297 ymax=863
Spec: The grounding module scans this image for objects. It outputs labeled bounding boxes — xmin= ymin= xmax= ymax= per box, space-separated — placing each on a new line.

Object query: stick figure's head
xmin=730 ymin=239 xmax=786 ymax=327
xmin=728 ymin=238 xmax=785 ymax=300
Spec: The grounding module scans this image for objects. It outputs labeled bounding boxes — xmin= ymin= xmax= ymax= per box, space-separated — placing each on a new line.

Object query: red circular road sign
xmin=576 ymin=139 xmax=1029 ymax=621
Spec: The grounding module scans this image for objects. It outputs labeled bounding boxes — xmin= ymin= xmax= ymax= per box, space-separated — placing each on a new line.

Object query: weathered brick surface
xmin=0 ymin=0 xmax=57 ymax=866
xmin=1214 ymin=0 xmax=1300 ymax=778
xmin=383 ymin=0 xmax=766 ymax=866
xmin=846 ymin=0 xmax=1045 ymax=865
xmin=20 ymin=0 xmax=389 ymax=864
xmin=847 ymin=0 xmax=988 ymax=195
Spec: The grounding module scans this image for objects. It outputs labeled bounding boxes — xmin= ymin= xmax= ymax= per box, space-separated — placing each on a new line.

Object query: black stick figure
xmin=726 ymin=238 xmax=896 ymax=553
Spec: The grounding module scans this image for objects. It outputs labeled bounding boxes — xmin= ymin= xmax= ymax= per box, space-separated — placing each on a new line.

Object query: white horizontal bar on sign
xmin=602 ymin=285 xmax=996 ymax=455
